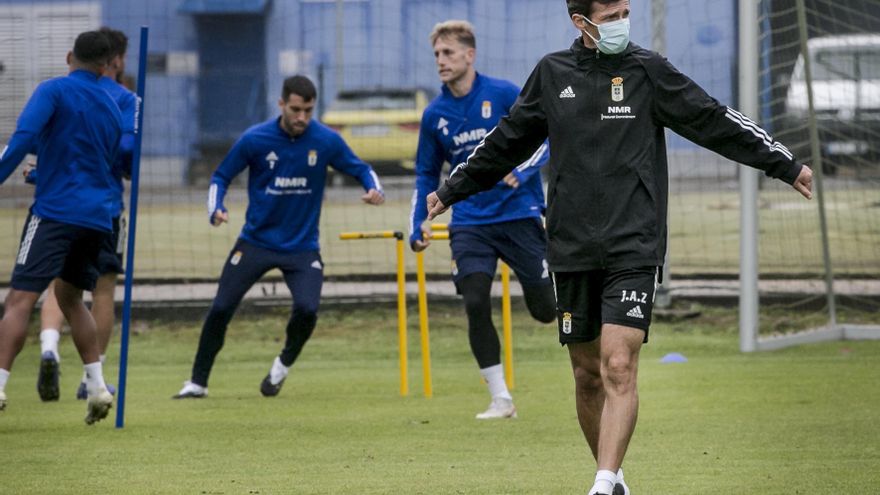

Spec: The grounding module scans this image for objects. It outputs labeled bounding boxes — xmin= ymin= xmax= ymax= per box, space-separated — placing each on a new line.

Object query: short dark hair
xmin=99 ymin=27 xmax=128 ymax=59
xmin=282 ymin=75 xmax=317 ymax=102
xmin=73 ymin=30 xmax=113 ymax=66
xmin=566 ymin=0 xmax=618 ymax=18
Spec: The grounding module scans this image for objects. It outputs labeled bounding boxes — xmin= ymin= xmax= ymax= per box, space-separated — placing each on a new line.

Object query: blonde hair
xmin=429 ymin=20 xmax=476 ymax=48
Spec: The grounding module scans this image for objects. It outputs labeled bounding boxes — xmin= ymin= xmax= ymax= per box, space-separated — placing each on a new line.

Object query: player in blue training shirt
xmin=174 ymin=75 xmax=384 ymax=399
xmin=409 ymin=21 xmax=556 ymax=420
xmin=30 ymin=27 xmax=137 ymax=402
xmin=0 ymin=31 xmax=120 ymax=424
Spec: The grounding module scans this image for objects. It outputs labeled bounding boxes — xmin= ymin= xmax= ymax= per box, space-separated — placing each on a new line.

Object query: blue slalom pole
xmin=116 ymin=26 xmax=149 ymax=429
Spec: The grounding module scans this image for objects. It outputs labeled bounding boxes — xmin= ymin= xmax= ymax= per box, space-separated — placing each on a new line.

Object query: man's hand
xmin=793 ymin=165 xmax=813 ymax=200
xmin=211 ymin=209 xmax=229 ymax=226
xmin=22 ymin=160 xmax=36 ymax=183
xmin=411 ymin=224 xmax=432 ymax=252
xmin=426 ymin=192 xmax=448 ymax=220
xmin=362 ymin=188 xmax=385 ymax=205
xmin=502 ymin=172 xmax=520 ymax=189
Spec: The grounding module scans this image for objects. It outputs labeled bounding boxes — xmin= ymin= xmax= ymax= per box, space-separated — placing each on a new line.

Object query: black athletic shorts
xmin=449 ymin=217 xmax=551 ymax=289
xmin=96 ymin=216 xmax=125 ymax=275
xmin=11 ymin=210 xmax=107 ymax=293
xmin=554 ymin=266 xmax=659 ymax=345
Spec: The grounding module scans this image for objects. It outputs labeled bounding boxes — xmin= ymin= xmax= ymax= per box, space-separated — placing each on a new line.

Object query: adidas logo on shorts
xmin=626 ymin=306 xmax=645 ymax=319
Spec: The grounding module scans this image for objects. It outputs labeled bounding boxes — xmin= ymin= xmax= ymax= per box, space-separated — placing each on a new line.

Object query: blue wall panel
xmin=4 ymin=0 xmax=740 ymax=166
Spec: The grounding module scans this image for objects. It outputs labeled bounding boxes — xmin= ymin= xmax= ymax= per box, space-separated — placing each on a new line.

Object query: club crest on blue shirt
xmin=266 ymin=151 xmax=279 ymax=170
xmin=230 ymin=250 xmax=243 ymax=266
xmin=481 ymin=101 xmax=492 ymax=119
xmin=611 ymin=77 xmax=624 ymax=102
xmin=308 ymin=150 xmax=317 ymax=166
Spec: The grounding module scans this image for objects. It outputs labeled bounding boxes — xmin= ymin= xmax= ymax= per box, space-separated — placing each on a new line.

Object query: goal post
xmin=739 ymin=0 xmax=880 ymax=351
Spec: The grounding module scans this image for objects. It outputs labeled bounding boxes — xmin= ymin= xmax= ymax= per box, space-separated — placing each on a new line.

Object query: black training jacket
xmin=436 ymin=39 xmax=803 ymax=272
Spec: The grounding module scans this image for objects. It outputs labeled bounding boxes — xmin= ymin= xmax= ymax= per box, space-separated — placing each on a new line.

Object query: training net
xmin=0 ymin=0 xmax=877 ymax=338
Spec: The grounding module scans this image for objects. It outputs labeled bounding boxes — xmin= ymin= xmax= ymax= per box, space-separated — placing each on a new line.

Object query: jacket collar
xmin=275 ymin=117 xmax=312 ymax=140
xmin=69 ymin=69 xmax=101 ymax=82
xmin=441 ymin=71 xmax=484 ymax=100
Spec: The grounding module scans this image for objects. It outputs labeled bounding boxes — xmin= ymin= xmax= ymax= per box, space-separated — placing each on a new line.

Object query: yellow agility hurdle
xmin=427 ymin=224 xmax=515 ymax=390
xmin=338 ymin=231 xmax=409 ymax=396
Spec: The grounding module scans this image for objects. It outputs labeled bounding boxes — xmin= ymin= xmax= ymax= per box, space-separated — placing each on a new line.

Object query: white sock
xmin=617 ymin=468 xmax=625 ymax=484
xmin=479 ymin=364 xmax=512 ymax=400
xmin=589 ymin=470 xmax=617 ymax=495
xmin=82 ymin=355 xmax=107 ymax=383
xmin=40 ymin=329 xmax=61 ymax=361
xmin=0 ymin=368 xmax=9 ymax=392
xmin=269 ymin=356 xmax=289 ymax=385
xmin=83 ymin=362 xmax=107 ymax=396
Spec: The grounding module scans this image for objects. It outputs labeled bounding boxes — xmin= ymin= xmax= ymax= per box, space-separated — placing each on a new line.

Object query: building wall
xmin=1 ymin=0 xmax=738 ymax=183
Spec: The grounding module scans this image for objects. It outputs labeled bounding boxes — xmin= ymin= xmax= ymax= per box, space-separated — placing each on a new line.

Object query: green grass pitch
xmin=1 ymin=303 xmax=878 ymax=493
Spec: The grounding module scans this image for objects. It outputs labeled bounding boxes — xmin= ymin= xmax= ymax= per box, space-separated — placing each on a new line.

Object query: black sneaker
xmin=260 ymin=374 xmax=285 ymax=397
xmin=613 ymin=480 xmax=630 ymax=495
xmin=37 ymin=351 xmax=60 ymax=401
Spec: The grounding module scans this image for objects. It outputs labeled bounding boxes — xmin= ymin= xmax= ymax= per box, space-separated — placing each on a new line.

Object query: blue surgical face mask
xmin=579 ymin=15 xmax=630 ymax=55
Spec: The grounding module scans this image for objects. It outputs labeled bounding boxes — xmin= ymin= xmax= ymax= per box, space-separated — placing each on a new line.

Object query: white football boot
xmin=475 ymin=397 xmax=517 ymax=419
xmin=85 ymin=388 xmax=113 ymax=425
xmin=172 ymin=380 xmax=207 ymax=399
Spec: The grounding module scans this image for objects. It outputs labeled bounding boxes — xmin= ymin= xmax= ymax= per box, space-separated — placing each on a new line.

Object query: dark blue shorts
xmin=448 ymin=217 xmax=551 ymax=288
xmin=11 ymin=211 xmax=108 ymax=293
xmin=212 ymin=239 xmax=324 ymax=314
xmin=554 ymin=266 xmax=659 ymax=344
xmin=96 ymin=216 xmax=125 ymax=275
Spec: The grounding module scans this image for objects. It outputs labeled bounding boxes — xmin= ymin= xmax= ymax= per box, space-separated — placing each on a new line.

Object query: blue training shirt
xmin=409 ymin=73 xmax=548 ymax=246
xmin=0 ymin=69 xmax=122 ymax=232
xmin=99 ymin=76 xmax=137 ymax=217
xmin=208 ymin=117 xmax=383 ymax=253
xmin=24 ymin=77 xmax=136 ymax=215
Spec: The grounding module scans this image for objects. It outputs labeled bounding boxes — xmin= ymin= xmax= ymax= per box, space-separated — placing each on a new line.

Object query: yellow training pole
xmin=501 ymin=262 xmax=514 ymax=390
xmin=339 ymin=230 xmax=408 ymax=396
xmin=395 ymin=236 xmax=408 ymax=396
xmin=416 ymin=251 xmax=433 ymax=398
xmin=339 ymin=231 xmax=398 ymax=240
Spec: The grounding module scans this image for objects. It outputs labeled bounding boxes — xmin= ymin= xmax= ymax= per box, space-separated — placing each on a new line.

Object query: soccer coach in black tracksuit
xmin=426 ymin=1 xmax=814 ymax=494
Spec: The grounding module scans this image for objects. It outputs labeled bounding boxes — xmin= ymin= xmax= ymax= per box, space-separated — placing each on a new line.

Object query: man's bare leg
xmin=53 ymin=280 xmax=100 ymax=365
xmin=91 ymin=273 xmax=117 ymax=355
xmin=54 ymin=279 xmax=113 ymax=424
xmin=39 ymin=280 xmax=66 ymax=357
xmin=594 ymin=324 xmax=643 ymax=486
xmin=568 ymin=340 xmax=604 ymax=459
xmin=0 ymin=289 xmax=42 ymax=410
xmin=0 ymin=289 xmax=41 ymax=370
